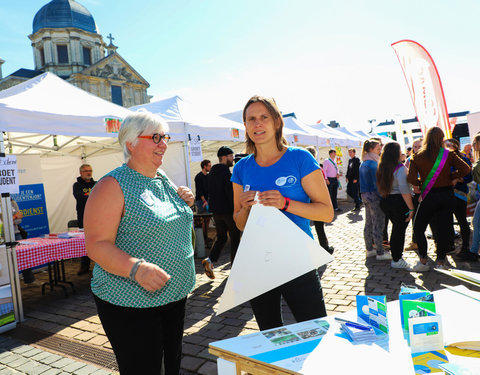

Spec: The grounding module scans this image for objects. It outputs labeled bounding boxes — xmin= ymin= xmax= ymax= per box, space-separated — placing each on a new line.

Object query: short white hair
xmin=118 ymin=110 xmax=169 ymax=162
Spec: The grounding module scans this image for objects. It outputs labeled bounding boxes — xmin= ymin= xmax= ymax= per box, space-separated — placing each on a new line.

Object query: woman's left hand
xmin=405 ymin=210 xmax=414 ymax=222
xmin=257 ymin=190 xmax=285 ymax=209
xmin=177 ymin=186 xmax=195 ymax=207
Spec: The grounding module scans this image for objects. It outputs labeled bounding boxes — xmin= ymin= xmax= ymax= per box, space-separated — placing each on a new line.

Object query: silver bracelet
xmin=129 ymin=258 xmax=145 ymax=282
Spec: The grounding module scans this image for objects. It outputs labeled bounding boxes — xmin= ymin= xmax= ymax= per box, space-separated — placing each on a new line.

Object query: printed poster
xmin=12 ymin=155 xmax=49 ymax=238
xmin=189 ymin=137 xmax=203 ymax=162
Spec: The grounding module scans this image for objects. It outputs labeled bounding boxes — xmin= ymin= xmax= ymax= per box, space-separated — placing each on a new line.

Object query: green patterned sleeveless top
xmin=91 ymin=164 xmax=195 ymax=308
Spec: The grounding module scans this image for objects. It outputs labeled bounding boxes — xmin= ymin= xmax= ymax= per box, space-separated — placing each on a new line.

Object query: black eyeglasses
xmin=138 ymin=133 xmax=171 ymax=144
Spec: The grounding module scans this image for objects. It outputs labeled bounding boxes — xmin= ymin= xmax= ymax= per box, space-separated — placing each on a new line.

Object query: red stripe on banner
xmin=391 ymin=39 xmax=452 ymax=138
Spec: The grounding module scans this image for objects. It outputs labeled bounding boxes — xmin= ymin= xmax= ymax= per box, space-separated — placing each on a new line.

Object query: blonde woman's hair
xmin=361 ymin=138 xmax=380 ymax=160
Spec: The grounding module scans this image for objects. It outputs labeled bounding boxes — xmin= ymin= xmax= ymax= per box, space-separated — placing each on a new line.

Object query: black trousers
xmin=209 ymin=213 xmax=241 ymax=263
xmin=250 ymin=270 xmax=327 ymax=331
xmin=380 ymin=195 xmax=409 ymax=262
xmin=413 ymin=187 xmax=454 ymax=261
xmin=327 ymin=178 xmax=338 ymax=209
xmin=94 ymin=295 xmax=186 ymax=375
xmin=453 ymin=196 xmax=470 ymax=251
xmin=313 ymin=221 xmax=329 ymax=250
xmin=346 ymin=181 xmax=361 ymax=207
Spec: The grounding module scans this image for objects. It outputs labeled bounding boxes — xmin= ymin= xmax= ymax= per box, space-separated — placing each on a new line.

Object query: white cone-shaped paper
xmin=216 ymin=203 xmax=334 ymax=315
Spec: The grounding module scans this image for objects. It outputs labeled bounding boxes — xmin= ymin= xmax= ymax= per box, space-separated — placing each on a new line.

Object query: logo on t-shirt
xmin=275 ymin=175 xmax=297 ymax=187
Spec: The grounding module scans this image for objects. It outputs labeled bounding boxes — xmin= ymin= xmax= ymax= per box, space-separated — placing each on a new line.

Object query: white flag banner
xmin=217 ymin=203 xmax=334 ymax=315
xmin=189 ymin=137 xmax=203 ymax=162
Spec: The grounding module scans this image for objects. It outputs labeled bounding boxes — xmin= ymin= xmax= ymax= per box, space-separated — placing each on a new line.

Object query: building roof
xmin=8 ymin=68 xmax=44 ymax=79
xmin=32 ymin=0 xmax=98 ymax=34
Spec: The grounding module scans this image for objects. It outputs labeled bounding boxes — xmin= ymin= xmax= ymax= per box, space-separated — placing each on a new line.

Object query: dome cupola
xmin=32 ymin=0 xmax=98 ymax=34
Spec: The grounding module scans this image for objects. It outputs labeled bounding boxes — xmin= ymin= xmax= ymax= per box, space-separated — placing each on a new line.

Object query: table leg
xmin=57 ymin=260 xmax=76 ymax=295
xmin=41 ymin=263 xmax=55 ymax=295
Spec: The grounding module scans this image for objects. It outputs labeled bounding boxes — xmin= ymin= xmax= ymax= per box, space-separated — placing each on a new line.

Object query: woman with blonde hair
xmin=407 ymin=127 xmax=470 ymax=271
xmin=459 ymin=133 xmax=480 ymax=262
xmin=359 ymin=139 xmax=391 ymax=260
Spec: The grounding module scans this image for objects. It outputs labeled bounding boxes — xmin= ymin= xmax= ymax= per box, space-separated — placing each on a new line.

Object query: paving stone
xmin=16 ymin=359 xmax=50 ymax=374
xmin=0 ymin=367 xmax=22 ymax=374
xmin=40 ymin=369 xmax=63 ymax=375
xmin=11 ymin=344 xmax=35 ymax=354
xmin=181 ymin=355 xmax=206 ymax=372
xmin=73 ymin=364 xmax=103 ymax=375
xmin=50 ymin=357 xmax=77 ymax=369
xmin=61 ymin=361 xmax=87 ymax=373
xmin=30 ymin=351 xmax=52 ymax=362
xmin=197 ymin=360 xmax=218 ymax=375
xmin=8 ymin=355 xmax=30 ymax=368
xmin=0 ymin=353 xmax=24 ymax=365
xmin=21 ymin=347 xmax=45 ymax=358
xmin=38 ymin=353 xmax=64 ymax=365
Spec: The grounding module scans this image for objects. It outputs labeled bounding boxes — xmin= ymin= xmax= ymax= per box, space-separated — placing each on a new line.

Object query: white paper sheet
xmin=216 ymin=203 xmax=334 ymax=315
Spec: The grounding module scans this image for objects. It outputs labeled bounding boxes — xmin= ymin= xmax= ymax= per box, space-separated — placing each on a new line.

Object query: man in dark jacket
xmin=194 ymin=159 xmax=212 ymax=245
xmin=73 ymin=164 xmax=96 ymax=275
xmin=202 ymin=146 xmax=240 ymax=279
xmin=346 ymin=148 xmax=361 ymax=211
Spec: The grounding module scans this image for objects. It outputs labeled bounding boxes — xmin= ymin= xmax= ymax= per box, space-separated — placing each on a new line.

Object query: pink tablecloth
xmin=16 ymin=234 xmax=86 ymax=271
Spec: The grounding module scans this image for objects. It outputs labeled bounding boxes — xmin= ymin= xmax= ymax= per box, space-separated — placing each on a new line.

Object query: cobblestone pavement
xmin=1 ymin=199 xmax=479 ymax=374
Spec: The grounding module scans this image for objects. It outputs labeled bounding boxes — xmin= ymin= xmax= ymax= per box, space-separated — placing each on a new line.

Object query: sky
xmin=1 ymin=0 xmax=480 ymax=131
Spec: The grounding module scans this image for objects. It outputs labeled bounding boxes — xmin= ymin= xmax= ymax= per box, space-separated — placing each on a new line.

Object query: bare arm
xmin=84 ymin=177 xmax=170 ymax=292
xmin=258 ymin=169 xmax=334 ymax=222
xmin=401 ymin=193 xmax=414 ymax=222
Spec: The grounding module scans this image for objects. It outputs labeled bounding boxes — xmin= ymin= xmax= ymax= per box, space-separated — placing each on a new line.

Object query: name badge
xmin=140 ymin=192 xmax=154 ymax=206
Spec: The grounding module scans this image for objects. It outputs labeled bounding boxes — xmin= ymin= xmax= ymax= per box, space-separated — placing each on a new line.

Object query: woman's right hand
xmin=135 ymin=262 xmax=171 ymax=292
xmin=239 ymin=190 xmax=257 ymax=210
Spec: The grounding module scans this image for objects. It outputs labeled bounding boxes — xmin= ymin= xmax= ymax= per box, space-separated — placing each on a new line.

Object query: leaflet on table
xmin=398 ymin=285 xmax=434 ymax=330
xmin=439 ymin=362 xmax=480 ymax=375
xmin=18 ymin=240 xmax=38 ymax=245
xmin=436 ymin=269 xmax=480 ymax=288
xmin=440 ymin=284 xmax=480 ymax=302
xmin=411 ymin=350 xmax=448 ymax=374
xmin=408 ymin=313 xmax=444 ymax=353
xmin=210 ymin=319 xmax=330 ymax=371
xmin=356 ymin=295 xmax=389 ymax=334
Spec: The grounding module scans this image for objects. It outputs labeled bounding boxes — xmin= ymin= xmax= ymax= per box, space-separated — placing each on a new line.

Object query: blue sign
xmin=11 ymin=184 xmax=49 ymax=238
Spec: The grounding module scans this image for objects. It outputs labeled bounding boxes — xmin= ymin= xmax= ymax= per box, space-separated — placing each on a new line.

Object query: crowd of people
xmin=72 ymin=99 xmax=479 ymax=374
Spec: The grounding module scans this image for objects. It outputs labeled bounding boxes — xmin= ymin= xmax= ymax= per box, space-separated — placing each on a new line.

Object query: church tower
xmin=0 ymin=0 xmax=150 ymax=107
xmin=29 ymin=0 xmax=105 ymax=77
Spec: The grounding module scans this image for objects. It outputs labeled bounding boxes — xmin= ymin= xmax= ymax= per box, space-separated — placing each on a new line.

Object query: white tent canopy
xmin=0 ymin=72 xmax=130 ymax=137
xmin=0 ymin=72 xmax=131 ymax=158
xmin=131 ymin=96 xmax=245 ymax=142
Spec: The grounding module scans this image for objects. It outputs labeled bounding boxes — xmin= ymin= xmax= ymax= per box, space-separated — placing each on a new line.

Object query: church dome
xmin=32 ymin=0 xmax=98 ymax=34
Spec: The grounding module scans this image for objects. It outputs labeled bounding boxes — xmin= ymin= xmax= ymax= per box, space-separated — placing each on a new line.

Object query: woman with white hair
xmin=84 ymin=111 xmax=195 ymax=374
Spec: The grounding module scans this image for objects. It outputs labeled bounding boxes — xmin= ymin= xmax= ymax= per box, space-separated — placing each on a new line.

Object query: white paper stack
xmin=341 ymin=322 xmax=377 ymax=343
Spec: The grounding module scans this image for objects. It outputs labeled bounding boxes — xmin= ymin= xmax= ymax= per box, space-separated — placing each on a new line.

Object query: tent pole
xmin=182 ymin=123 xmax=192 ymax=189
xmin=0 ymin=133 xmax=24 ymax=324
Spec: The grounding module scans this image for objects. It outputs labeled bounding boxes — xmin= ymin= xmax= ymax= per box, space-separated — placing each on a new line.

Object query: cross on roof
xmin=107 ymin=33 xmax=115 ymax=45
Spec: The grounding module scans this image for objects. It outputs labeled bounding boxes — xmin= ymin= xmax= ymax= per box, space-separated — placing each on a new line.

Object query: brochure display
xmin=210 ymin=289 xmax=480 ymax=375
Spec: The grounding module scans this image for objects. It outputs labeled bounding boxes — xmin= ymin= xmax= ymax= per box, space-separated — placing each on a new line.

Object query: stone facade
xmin=0 ymin=0 xmax=150 ymax=107
xmin=69 ymin=52 xmax=149 ymax=107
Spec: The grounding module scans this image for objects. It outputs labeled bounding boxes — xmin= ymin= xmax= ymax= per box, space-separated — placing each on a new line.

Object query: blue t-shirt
xmin=231 ymin=147 xmax=320 ymax=238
